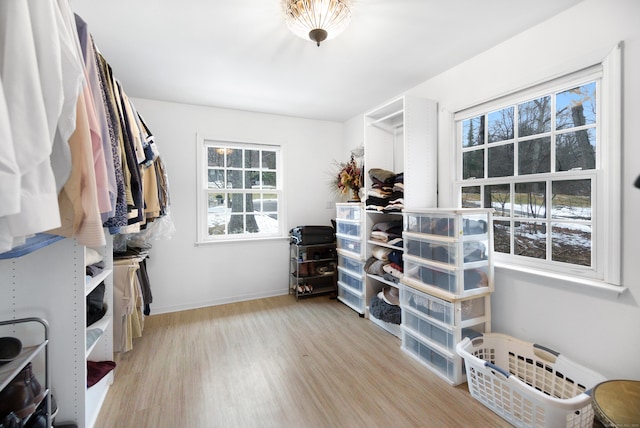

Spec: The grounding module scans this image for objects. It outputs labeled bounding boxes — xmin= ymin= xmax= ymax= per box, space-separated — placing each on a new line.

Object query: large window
xmin=455 ymin=59 xmax=621 ymax=286
xmin=197 ymin=138 xmax=283 ymax=242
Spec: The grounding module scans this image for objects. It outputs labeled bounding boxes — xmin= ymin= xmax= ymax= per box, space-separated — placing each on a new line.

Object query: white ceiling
xmin=72 ymin=0 xmax=583 ymax=122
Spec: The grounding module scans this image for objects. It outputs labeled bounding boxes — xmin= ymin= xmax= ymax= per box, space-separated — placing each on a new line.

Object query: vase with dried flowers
xmin=332 ymin=154 xmax=363 ymax=202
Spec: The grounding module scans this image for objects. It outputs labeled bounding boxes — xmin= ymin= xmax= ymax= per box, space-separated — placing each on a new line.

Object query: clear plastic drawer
xmin=404 ymin=233 xmax=488 ymax=265
xmin=401 ymin=328 xmax=461 ymax=384
xmin=338 ymin=266 xmax=364 ymax=293
xmin=336 ymin=219 xmax=361 ymax=239
xmin=336 ymin=234 xmax=362 ymax=257
xmin=402 ymin=309 xmax=486 ymax=353
xmin=338 ymin=283 xmax=364 ymax=314
xmin=403 ymin=210 xmax=490 ymax=239
xmin=403 ymin=255 xmax=490 ymax=298
xmin=336 ymin=203 xmax=362 ymax=221
xmin=338 ymin=254 xmax=364 ymax=276
xmin=399 ymin=282 xmax=489 ymax=327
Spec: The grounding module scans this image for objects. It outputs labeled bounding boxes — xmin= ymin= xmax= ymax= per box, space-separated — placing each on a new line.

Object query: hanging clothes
xmin=97 ymin=54 xmax=128 ymax=233
xmin=75 ymin=14 xmax=117 ymax=221
xmin=0 ymin=0 xmax=171 ymax=256
xmin=0 ymin=0 xmax=62 ymax=252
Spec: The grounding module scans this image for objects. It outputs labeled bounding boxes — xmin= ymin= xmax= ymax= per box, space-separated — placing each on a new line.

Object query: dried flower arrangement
xmin=332 ymin=154 xmax=363 ymax=201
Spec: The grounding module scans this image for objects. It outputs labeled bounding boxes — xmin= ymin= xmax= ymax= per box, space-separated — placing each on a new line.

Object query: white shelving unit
xmin=362 ymin=95 xmax=438 ymax=336
xmin=363 ymin=95 xmax=438 ymax=210
xmin=0 ymin=234 xmax=114 ymax=428
xmin=85 ymin=237 xmax=114 ymax=428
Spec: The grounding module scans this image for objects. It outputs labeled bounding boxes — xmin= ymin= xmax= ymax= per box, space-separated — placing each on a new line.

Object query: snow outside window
xmin=196 ymin=137 xmax=284 ymax=242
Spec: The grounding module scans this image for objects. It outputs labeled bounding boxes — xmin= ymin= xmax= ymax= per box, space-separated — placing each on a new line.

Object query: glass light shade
xmin=283 ymin=0 xmax=352 ymax=46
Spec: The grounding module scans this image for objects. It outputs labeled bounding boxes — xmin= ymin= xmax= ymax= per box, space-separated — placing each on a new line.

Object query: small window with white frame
xmin=197 ymin=137 xmax=284 ymax=242
xmin=454 ymin=53 xmax=621 ymax=286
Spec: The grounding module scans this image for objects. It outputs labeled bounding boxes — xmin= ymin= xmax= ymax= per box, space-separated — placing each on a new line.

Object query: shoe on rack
xmin=31 ymin=394 xmax=57 ymax=420
xmin=23 ymin=394 xmax=56 ymax=428
xmin=0 ymin=377 xmax=36 ymax=419
xmin=0 ymin=337 xmax=22 ymax=365
xmin=22 ymin=363 xmax=45 ymax=405
xmin=298 ymin=263 xmax=309 ymax=277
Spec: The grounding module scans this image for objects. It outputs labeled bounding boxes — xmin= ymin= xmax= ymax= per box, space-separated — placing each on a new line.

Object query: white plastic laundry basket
xmin=456 ymin=333 xmax=606 ymax=428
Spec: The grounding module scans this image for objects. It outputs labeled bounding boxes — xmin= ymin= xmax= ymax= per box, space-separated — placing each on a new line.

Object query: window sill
xmin=494 ymin=262 xmax=627 ymax=297
xmin=195 ymin=235 xmax=289 ymax=246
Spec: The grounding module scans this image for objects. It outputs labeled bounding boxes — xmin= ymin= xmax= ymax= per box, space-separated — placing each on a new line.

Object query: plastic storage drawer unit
xmin=398 ymin=282 xmax=490 ymax=327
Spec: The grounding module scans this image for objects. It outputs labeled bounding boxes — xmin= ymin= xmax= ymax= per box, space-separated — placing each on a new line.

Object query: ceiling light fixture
xmin=282 ymin=0 xmax=352 ymax=47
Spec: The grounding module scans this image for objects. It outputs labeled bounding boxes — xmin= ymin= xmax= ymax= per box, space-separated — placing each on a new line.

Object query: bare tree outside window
xmin=458 ymin=81 xmax=596 ymax=267
xmin=205 ymin=144 xmax=281 ymax=239
xmin=461 ymin=186 xmax=481 ymax=208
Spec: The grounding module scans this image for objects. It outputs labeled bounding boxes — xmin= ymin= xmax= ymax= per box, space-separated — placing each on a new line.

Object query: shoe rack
xmin=289 ymin=242 xmax=337 ymax=300
xmin=0 ymin=317 xmax=50 ymax=427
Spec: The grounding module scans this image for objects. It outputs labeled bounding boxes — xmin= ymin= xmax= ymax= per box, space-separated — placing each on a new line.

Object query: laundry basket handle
xmin=533 ymin=343 xmax=559 ymax=363
xmin=485 ymin=362 xmax=510 ymax=379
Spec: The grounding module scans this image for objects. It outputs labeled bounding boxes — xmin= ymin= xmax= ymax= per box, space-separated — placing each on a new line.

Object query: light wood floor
xmin=94 ymin=295 xmax=511 ymax=428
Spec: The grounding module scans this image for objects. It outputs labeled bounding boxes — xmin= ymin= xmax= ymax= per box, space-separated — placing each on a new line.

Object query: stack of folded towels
xmin=365 ymin=168 xmax=404 ymax=212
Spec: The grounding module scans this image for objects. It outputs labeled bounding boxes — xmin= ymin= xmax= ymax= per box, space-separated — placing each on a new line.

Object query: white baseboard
xmin=150 ymin=289 xmax=290 ymax=315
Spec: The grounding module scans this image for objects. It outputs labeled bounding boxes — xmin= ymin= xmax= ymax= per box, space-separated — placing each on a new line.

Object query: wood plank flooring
xmin=94 ymin=295 xmax=511 ymax=428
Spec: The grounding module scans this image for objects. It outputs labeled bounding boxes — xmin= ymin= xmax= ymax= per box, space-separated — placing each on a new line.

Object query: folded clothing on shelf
xmin=87 ymin=360 xmax=116 ymax=388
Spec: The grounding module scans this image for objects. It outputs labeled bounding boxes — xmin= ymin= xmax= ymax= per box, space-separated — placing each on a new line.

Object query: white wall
xmin=132 ymin=99 xmax=342 ymax=313
xmin=403 ymin=0 xmax=639 ymax=379
xmin=342 ymin=114 xmax=365 ymax=160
